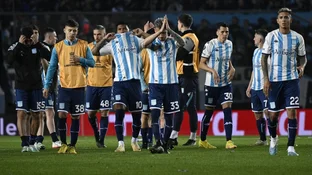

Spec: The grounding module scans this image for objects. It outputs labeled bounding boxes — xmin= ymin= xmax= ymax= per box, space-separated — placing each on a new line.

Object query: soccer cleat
xmin=114 ymin=145 xmax=125 ymax=152
xmin=199 ymin=140 xmax=217 ymax=149
xmin=57 ymin=144 xmax=68 ymax=154
xmin=96 ymin=142 xmax=107 ymax=148
xmin=52 ymin=141 xmax=62 ymax=148
xmin=21 ymin=146 xmax=29 ymax=152
xmin=131 ymin=142 xmax=141 ymax=152
xmin=225 ymin=140 xmax=237 ymax=149
xmin=182 ymin=139 xmax=196 ymax=146
xmin=67 ymin=146 xmax=77 ymax=154
xmin=150 ymin=145 xmax=164 ymax=154
xmin=35 ymin=142 xmax=45 ymax=150
xmin=254 ymin=140 xmax=268 ymax=146
xmin=169 ymin=138 xmax=178 ymax=146
xmin=141 ymin=142 xmax=148 ymax=149
xmin=269 ymin=137 xmax=278 ymax=155
xmin=287 ymin=151 xmax=299 ymax=156
xmin=29 ymin=145 xmax=40 ymax=152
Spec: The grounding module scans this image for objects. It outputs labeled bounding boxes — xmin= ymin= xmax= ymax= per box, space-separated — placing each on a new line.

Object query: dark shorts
xmin=43 ymin=91 xmax=55 ymax=109
xmin=149 ymin=83 xmax=179 ymax=114
xmin=57 ymin=86 xmax=85 ymax=116
xmin=86 ymin=86 xmax=112 ymax=111
xmin=204 ymin=84 xmax=233 ymax=107
xmin=15 ymin=89 xmax=44 ymax=112
xmin=142 ymin=91 xmax=151 ymax=114
xmin=112 ymin=79 xmax=142 ymax=112
xmin=251 ymin=89 xmax=268 ymax=112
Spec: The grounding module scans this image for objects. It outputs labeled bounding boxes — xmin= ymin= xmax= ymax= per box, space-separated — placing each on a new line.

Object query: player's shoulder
xmin=77 ymin=39 xmax=88 ymax=45
xmin=88 ymin=41 xmax=94 ymax=46
xmin=266 ymin=29 xmax=278 ymax=37
xmin=206 ymin=38 xmax=218 ymax=46
xmin=290 ymin=30 xmax=304 ymax=38
xmin=225 ymin=39 xmax=232 ymax=45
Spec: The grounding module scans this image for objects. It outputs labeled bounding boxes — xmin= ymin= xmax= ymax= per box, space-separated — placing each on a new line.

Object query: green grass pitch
xmin=0 ymin=136 xmax=311 ymax=175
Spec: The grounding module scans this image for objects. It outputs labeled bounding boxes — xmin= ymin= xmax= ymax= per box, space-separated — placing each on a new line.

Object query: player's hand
xmin=263 ymin=78 xmax=271 ymax=98
xmin=246 ymin=87 xmax=251 ymax=98
xmin=43 ymin=89 xmax=49 ymax=99
xmin=159 ymin=15 xmax=167 ymax=32
xmin=31 ymin=34 xmax=39 ymax=44
xmin=144 ymin=21 xmax=154 ymax=33
xmin=19 ymin=35 xmax=26 ymax=44
xmin=70 ymin=55 xmax=80 ymax=64
xmin=297 ymin=66 xmax=304 ymax=78
xmin=212 ymin=70 xmax=220 ymax=84
xmin=104 ymin=32 xmax=115 ymax=41
xmin=132 ymin=28 xmax=144 ymax=36
xmin=165 ymin=16 xmax=171 ymax=30
xmin=227 ymin=67 xmax=235 ymax=81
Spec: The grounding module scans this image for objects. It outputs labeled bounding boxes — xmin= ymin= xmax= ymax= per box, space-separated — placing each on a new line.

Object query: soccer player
xmin=170 ymin=13 xmax=200 ymax=147
xmin=246 ymin=29 xmax=269 ymax=146
xmin=7 ymin=25 xmax=50 ymax=152
xmin=36 ymin=27 xmax=61 ymax=150
xmin=86 ymin=25 xmax=113 ymax=148
xmin=261 ymin=8 xmax=306 ymax=156
xmin=43 ymin=19 xmax=95 ymax=154
xmin=92 ymin=22 xmax=144 ymax=152
xmin=141 ymin=16 xmax=185 ymax=154
xmin=199 ymin=22 xmax=236 ymax=149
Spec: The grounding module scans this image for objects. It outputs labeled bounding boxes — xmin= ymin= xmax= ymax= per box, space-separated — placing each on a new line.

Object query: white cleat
xmin=21 ymin=146 xmax=29 ymax=152
xmin=287 ymin=146 xmax=299 ymax=156
xmin=52 ymin=141 xmax=62 ymax=148
xmin=35 ymin=142 xmax=45 ymax=150
xmin=29 ymin=145 xmax=40 ymax=152
xmin=115 ymin=145 xmax=125 ymax=152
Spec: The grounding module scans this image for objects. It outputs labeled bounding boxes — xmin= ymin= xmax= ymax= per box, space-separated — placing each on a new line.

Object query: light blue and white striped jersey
xmin=99 ymin=32 xmax=143 ymax=82
xmin=251 ymin=48 xmax=264 ymax=90
xmin=201 ymin=38 xmax=233 ymax=87
xmin=147 ymin=38 xmax=178 ymax=84
xmin=262 ymin=29 xmax=306 ymax=82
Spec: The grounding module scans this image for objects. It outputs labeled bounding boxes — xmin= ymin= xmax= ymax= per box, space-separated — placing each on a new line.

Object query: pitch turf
xmin=0 ymin=136 xmax=311 ymax=175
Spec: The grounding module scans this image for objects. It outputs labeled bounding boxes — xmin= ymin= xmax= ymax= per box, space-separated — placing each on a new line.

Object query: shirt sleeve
xmin=79 ymin=47 xmax=95 ymax=67
xmin=99 ymin=42 xmax=112 ymax=56
xmin=44 ymin=48 xmax=58 ymax=89
xmin=262 ymin=33 xmax=272 ymax=55
xmin=297 ymin=34 xmax=306 ymax=56
xmin=201 ymin=41 xmax=213 ymax=58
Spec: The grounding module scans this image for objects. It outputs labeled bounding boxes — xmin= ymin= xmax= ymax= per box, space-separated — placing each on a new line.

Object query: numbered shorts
xmin=142 ymin=91 xmax=151 ymax=114
xmin=268 ymin=79 xmax=300 ymax=112
xmin=43 ymin=91 xmax=55 ymax=109
xmin=112 ymin=79 xmax=142 ymax=112
xmin=57 ymin=86 xmax=85 ymax=116
xmin=178 ymin=76 xmax=198 ymax=109
xmin=204 ymin=84 xmax=233 ymax=107
xmin=149 ymin=83 xmax=179 ymax=114
xmin=86 ymin=86 xmax=112 ymax=111
xmin=251 ymin=89 xmax=267 ymax=112
xmin=15 ymin=89 xmax=44 ymax=112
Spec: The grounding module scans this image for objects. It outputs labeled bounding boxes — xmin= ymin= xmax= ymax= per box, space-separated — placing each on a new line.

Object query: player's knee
xmin=113 ymin=104 xmax=125 ymax=110
xmin=87 ymin=111 xmax=97 ymax=117
xmin=58 ymin=112 xmax=67 ymax=119
xmin=100 ymin=110 xmax=109 ymax=117
xmin=254 ymin=112 xmax=263 ymax=120
xmin=17 ymin=110 xmax=27 ymax=118
xmin=205 ymin=106 xmax=214 ymax=111
xmin=71 ymin=115 xmax=80 ymax=120
xmin=45 ymin=108 xmax=55 ymax=117
xmin=221 ymin=102 xmax=232 ymax=109
xmin=286 ymin=108 xmax=297 ymax=119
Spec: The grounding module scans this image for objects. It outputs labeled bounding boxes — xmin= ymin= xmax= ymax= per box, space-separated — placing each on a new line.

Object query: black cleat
xmin=150 ymin=145 xmax=164 ymax=154
xmin=141 ymin=142 xmax=148 ymax=149
xmin=96 ymin=141 xmax=107 ymax=148
xmin=182 ymin=139 xmax=196 ymax=146
xmin=168 ymin=138 xmax=178 ymax=150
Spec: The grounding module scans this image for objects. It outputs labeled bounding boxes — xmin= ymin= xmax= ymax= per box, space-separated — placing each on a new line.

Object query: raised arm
xmin=166 ymin=20 xmax=184 ymax=47
xmin=92 ymin=32 xmax=115 ymax=56
xmin=142 ymin=18 xmax=166 ymax=48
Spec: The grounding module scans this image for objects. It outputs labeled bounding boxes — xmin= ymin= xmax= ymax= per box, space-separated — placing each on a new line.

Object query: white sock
xmin=170 ymin=130 xmax=178 ymax=139
xmin=131 ymin=137 xmax=137 ymax=143
xmin=118 ymin=141 xmax=124 ymax=146
xmin=270 ymin=137 xmax=277 ymax=148
xmin=287 ymin=146 xmax=295 ymax=152
xmin=189 ymin=132 xmax=196 ymax=140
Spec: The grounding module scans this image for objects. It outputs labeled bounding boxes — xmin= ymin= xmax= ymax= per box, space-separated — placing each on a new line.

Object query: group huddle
xmin=8 ymin=8 xmax=306 ymax=156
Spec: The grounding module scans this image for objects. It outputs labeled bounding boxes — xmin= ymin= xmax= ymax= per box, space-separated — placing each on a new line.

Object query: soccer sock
xmin=164 ymin=114 xmax=173 ymax=143
xmin=29 ymin=135 xmax=36 ymax=145
xmin=189 ymin=132 xmax=196 ymax=140
xmin=223 ymin=107 xmax=233 ymax=141
xmin=131 ymin=112 xmax=141 ymax=138
xmin=50 ymin=132 xmax=59 ymax=142
xmin=268 ymin=118 xmax=278 ymax=138
xmin=160 ymin=128 xmax=165 ymax=141
xmin=260 ymin=118 xmax=266 ymax=141
xmin=287 ymin=118 xmax=297 ymax=147
xmin=36 ymin=135 xmax=44 ymax=143
xmin=21 ymin=136 xmax=29 ymax=147
xmin=99 ymin=117 xmax=108 ymax=144
xmin=148 ymin=127 xmax=153 ymax=144
xmin=88 ymin=115 xmax=99 ymax=142
xmin=58 ymin=118 xmax=67 ymax=144
xmin=114 ymin=109 xmax=125 ymax=141
xmin=173 ymin=110 xmax=183 ymax=132
xmin=141 ymin=128 xmax=148 ymax=144
xmin=151 ymin=109 xmax=161 ymax=141
xmin=70 ymin=118 xmax=80 ymax=146
xmin=200 ymin=109 xmax=213 ymax=141
xmin=187 ymin=105 xmax=198 ymax=133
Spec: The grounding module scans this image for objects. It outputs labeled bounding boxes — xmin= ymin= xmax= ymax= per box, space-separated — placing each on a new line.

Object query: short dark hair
xmin=216 ymin=22 xmax=228 ymax=30
xmin=65 ymin=19 xmax=79 ymax=28
xmin=154 ymin=18 xmax=163 ymax=29
xmin=178 ymin=14 xmax=193 ymax=28
xmin=94 ymin=25 xmax=105 ymax=31
xmin=20 ymin=26 xmax=33 ymax=38
xmin=255 ymin=29 xmax=268 ymax=38
xmin=278 ymin=7 xmax=292 ymax=15
xmin=31 ymin=25 xmax=39 ymax=31
xmin=116 ymin=21 xmax=128 ymax=29
xmin=44 ymin=27 xmax=55 ymax=36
